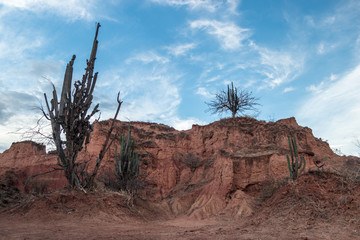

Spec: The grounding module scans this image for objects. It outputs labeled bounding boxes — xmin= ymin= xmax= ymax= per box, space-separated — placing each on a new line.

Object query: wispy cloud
xmin=0 ymin=6 xmax=67 ymax=152
xmin=316 ymin=41 xmax=337 ymax=55
xmin=149 ymin=0 xmax=225 ymax=12
xmin=306 ymin=73 xmax=339 ymax=93
xmin=0 ymin=0 xmax=102 ymax=21
xmin=126 ymin=51 xmax=170 ymax=64
xmin=306 ymin=81 xmax=326 ymax=93
xmin=305 ymin=1 xmax=360 ymax=30
xmin=0 ymin=91 xmax=39 ymax=124
xmin=283 ymin=87 xmax=295 ymax=93
xmin=98 ymin=52 xmax=191 ymax=131
xmin=190 ymin=19 xmax=250 ymax=50
xmin=0 ymin=90 xmax=43 ymax=153
xmin=205 ymin=75 xmax=221 ymax=83
xmin=249 ymin=41 xmax=304 ymax=88
xmin=196 ymin=87 xmax=212 ymax=98
xmin=0 ymin=19 xmax=43 ymax=62
xmin=149 ymin=0 xmax=241 ymax=14
xmin=297 ymin=64 xmax=360 ymax=155
xmin=317 ymin=42 xmax=325 ymax=55
xmin=166 ymin=43 xmax=196 ymax=56
xmin=329 ymin=73 xmax=338 ymax=81
xmin=169 ymin=117 xmax=206 ymax=130
xmin=227 ymin=0 xmax=240 ymax=14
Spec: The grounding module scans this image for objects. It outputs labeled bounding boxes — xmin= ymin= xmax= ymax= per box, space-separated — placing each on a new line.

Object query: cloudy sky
xmin=0 ymin=0 xmax=359 ymax=156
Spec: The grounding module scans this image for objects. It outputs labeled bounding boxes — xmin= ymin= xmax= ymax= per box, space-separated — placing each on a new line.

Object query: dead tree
xmin=42 ymin=23 xmax=122 ymax=190
xmin=206 ymin=82 xmax=259 ymax=118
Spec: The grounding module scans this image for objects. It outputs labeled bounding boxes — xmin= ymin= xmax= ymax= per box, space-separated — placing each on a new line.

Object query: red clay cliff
xmin=0 ymin=117 xmax=356 ymax=219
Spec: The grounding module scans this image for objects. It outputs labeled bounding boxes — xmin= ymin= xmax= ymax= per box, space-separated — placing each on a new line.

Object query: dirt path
xmin=1 ymin=172 xmax=360 ymax=240
xmin=1 ymin=214 xmax=359 ymax=240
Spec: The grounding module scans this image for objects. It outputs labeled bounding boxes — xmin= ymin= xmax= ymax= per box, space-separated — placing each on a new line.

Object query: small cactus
xmin=114 ymin=125 xmax=139 ymax=191
xmin=286 ymin=135 xmax=306 ymax=180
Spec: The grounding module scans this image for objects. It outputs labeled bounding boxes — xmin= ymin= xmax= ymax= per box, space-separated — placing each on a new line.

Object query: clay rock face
xmin=0 ymin=117 xmax=354 ymax=219
xmin=0 ymin=141 xmax=65 ymax=192
xmin=0 ymin=141 xmax=46 ymax=170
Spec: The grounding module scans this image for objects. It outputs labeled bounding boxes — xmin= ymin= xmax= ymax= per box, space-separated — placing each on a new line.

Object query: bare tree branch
xmin=206 ymin=82 xmax=260 ymax=118
xmin=86 ymin=92 xmax=123 ymax=188
xmin=24 ymin=168 xmax=63 ymax=187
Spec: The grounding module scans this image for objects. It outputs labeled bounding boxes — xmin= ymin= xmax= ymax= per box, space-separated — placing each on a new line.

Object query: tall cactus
xmin=42 ymin=23 xmax=123 ymax=190
xmin=227 ymin=82 xmax=239 ymax=118
xmin=286 ymin=135 xmax=306 ymax=180
xmin=114 ymin=126 xmax=139 ymax=191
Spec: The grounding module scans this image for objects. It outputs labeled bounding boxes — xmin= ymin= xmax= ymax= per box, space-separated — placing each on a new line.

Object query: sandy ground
xmin=1 ymin=172 xmax=359 ymax=240
xmin=1 ymin=214 xmax=359 ymax=240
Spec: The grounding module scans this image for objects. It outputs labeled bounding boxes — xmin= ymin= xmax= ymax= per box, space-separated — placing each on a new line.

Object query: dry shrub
xmin=98 ymin=168 xmax=143 ymax=197
xmin=24 ymin=179 xmax=48 ymax=195
xmin=0 ymin=171 xmax=22 ymax=208
xmin=343 ymin=158 xmax=360 ymax=184
xmin=177 ymin=153 xmax=215 ymax=171
xmin=183 ymin=153 xmax=203 ymax=170
xmin=260 ymin=181 xmax=287 ymax=201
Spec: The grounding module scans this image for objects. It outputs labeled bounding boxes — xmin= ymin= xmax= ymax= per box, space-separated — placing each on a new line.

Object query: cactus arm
xmin=286 ymin=135 xmax=306 ymax=180
xmin=286 ymin=154 xmax=294 ymax=180
xmin=299 ymin=156 xmax=306 ymax=175
xmin=288 ymin=136 xmax=295 ymax=169
xmin=113 ymin=124 xmax=140 ymax=191
xmin=292 ymin=136 xmax=299 ymax=178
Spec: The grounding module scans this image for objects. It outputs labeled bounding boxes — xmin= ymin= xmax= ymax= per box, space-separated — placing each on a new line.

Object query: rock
xmin=0 ymin=117 xmax=358 ymax=218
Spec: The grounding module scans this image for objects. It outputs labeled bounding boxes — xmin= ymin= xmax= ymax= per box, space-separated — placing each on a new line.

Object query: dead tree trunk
xmin=43 ymin=23 xmax=121 ymax=190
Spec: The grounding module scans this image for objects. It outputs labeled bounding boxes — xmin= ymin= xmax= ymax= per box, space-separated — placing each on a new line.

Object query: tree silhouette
xmin=206 ymin=82 xmax=259 ymax=118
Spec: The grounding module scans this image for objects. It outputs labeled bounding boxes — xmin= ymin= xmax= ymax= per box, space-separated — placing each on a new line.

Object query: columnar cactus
xmin=114 ymin=126 xmax=139 ymax=191
xmin=42 ymin=23 xmax=122 ymax=190
xmin=286 ymin=135 xmax=306 ymax=180
xmin=227 ymin=82 xmax=239 ymax=118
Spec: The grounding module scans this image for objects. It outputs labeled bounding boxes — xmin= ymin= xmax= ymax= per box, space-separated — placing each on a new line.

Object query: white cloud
xmin=0 ymin=0 xmax=100 ymax=21
xmin=304 ymin=15 xmax=315 ymax=27
xmin=306 ymin=81 xmax=326 ymax=93
xmin=0 ymin=7 xmax=66 ymax=152
xmin=205 ymin=75 xmax=221 ymax=83
xmin=304 ymin=1 xmax=360 ymax=32
xmin=323 ymin=16 xmax=336 ymax=25
xmin=169 ymin=117 xmax=206 ymax=130
xmin=0 ymin=20 xmax=43 ymax=62
xmin=316 ymin=41 xmax=337 ymax=55
xmin=297 ymin=64 xmax=360 ymax=155
xmin=149 ymin=0 xmax=221 ymax=12
xmin=196 ymin=87 xmax=212 ymax=98
xmin=166 ymin=43 xmax=196 ymax=56
xmin=126 ymin=51 xmax=170 ymax=64
xmin=98 ymin=54 xmax=186 ymax=131
xmin=149 ymin=0 xmax=241 ymax=14
xmin=283 ymin=87 xmax=295 ymax=93
xmin=227 ymin=0 xmax=240 ymax=14
xmin=0 ymin=113 xmax=44 ymax=153
xmin=190 ymin=19 xmax=250 ymax=50
xmin=250 ymin=41 xmax=303 ymax=88
xmin=306 ymin=74 xmax=338 ymax=93
xmin=317 ymin=42 xmax=325 ymax=55
xmin=329 ymin=73 xmax=338 ymax=81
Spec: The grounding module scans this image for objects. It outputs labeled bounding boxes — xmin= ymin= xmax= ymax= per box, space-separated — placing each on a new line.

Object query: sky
xmin=0 ymin=0 xmax=359 ymax=156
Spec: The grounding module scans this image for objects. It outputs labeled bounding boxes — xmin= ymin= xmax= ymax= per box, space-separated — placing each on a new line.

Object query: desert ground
xmin=1 ymin=171 xmax=359 ymax=240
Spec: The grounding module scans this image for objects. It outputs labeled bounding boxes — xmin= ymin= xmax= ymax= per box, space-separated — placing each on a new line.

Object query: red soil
xmin=1 ymin=172 xmax=359 ymax=240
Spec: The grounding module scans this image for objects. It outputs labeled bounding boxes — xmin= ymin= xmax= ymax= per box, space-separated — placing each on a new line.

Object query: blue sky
xmin=0 ymin=0 xmax=360 ymax=156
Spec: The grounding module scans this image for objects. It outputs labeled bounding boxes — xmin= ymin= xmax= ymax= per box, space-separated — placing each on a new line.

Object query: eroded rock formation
xmin=0 ymin=117 xmax=356 ymax=219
